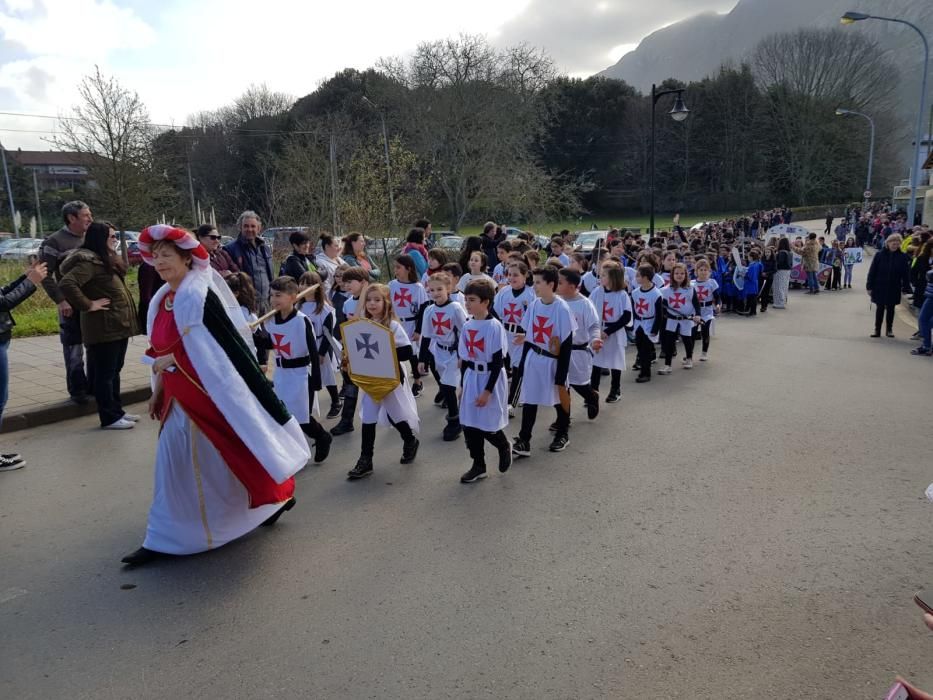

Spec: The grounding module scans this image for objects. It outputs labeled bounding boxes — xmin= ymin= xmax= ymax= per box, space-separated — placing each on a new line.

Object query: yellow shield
xmin=340 ymin=318 xmax=401 ymax=402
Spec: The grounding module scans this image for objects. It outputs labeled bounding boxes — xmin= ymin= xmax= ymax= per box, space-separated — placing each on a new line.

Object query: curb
xmin=0 ymin=385 xmax=152 ymax=434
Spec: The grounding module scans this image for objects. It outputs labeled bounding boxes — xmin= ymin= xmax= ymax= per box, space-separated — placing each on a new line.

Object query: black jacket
xmin=866 ymin=247 xmax=912 ymax=307
xmin=0 ymin=275 xmax=38 ymax=341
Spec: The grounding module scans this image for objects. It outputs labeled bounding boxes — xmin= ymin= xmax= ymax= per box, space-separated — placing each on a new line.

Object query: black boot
xmin=326 ymin=400 xmax=342 ymax=419
xmin=330 ymin=392 xmax=356 ymax=436
xmin=347 ymin=457 xmax=373 ymax=480
xmin=260 ymin=497 xmax=296 ymax=526
xmin=121 ymin=546 xmax=167 ymax=567
xmin=442 ymin=416 xmax=462 ymax=442
xmin=460 ymin=462 xmax=487 ymax=483
xmin=313 ymin=432 xmax=332 ymax=464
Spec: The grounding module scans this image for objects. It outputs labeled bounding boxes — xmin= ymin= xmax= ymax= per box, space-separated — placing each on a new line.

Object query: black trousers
xmin=662 ymin=330 xmax=695 ymax=364
xmin=300 ymin=417 xmax=327 ymax=441
xmin=519 ymin=403 xmax=569 ymax=441
xmin=634 ymin=328 xmax=654 ymax=378
xmin=359 ymin=420 xmax=414 ymax=458
xmin=825 ymin=266 xmax=841 ymax=290
xmin=588 ymin=368 xmax=619 ymax=394
xmin=760 ymin=275 xmax=774 ymax=310
xmin=874 ymin=304 xmax=896 ymax=333
xmin=463 ymin=427 xmax=510 ymax=468
xmin=700 ymin=319 xmax=712 ymax=353
xmin=86 ymin=338 xmax=128 ymax=426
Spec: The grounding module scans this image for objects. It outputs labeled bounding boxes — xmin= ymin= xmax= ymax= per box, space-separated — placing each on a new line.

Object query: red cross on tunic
xmin=272 ymin=332 xmax=292 ymax=357
xmin=532 ymin=315 xmax=554 ymax=344
xmin=503 ymin=302 xmax=523 ymax=324
xmin=696 ymin=286 xmax=710 ymax=302
xmin=668 ymin=292 xmax=686 ymax=310
xmin=602 ymin=301 xmax=614 ymax=321
xmin=431 ymin=312 xmax=451 ymax=336
xmin=635 ymin=298 xmax=649 ymax=315
xmin=393 ymin=287 xmax=413 ymax=307
xmin=465 ymin=329 xmax=485 ymax=358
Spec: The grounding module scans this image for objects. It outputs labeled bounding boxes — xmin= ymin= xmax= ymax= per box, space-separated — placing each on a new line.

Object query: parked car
xmin=0 ymin=238 xmax=26 ymax=256
xmin=262 ymin=226 xmax=309 ymax=251
xmin=125 ymin=241 xmax=143 ymax=266
xmin=435 ymin=236 xmax=463 ymax=253
xmin=1 ymin=238 xmax=42 ymax=261
xmin=573 ymin=230 xmax=611 ymax=254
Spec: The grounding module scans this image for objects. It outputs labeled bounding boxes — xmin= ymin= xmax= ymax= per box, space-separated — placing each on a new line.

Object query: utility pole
xmin=329 ymin=133 xmax=339 ymax=235
xmin=362 ymin=96 xmax=397 ymax=230
xmin=32 ymin=169 xmax=43 ymax=233
xmin=186 ymin=148 xmax=197 ymax=227
xmin=0 ymin=140 xmax=18 ymax=237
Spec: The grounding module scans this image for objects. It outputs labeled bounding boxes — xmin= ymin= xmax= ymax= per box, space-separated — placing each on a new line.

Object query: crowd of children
xmin=222 ymin=221 xmax=762 ymax=485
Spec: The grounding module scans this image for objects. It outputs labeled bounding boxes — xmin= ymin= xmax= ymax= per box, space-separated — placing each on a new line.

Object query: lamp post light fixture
xmin=649 ymin=84 xmax=690 ymax=237
xmin=835 ymin=107 xmax=876 ymax=215
xmin=361 ymin=95 xmax=397 ymax=230
xmin=841 ymin=10 xmax=929 ymax=226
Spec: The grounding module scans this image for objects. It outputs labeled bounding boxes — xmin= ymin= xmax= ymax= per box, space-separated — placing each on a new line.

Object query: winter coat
xmin=280 ymin=252 xmax=316 ymax=281
xmin=58 ymin=249 xmax=139 ymax=345
xmin=800 ymin=240 xmax=821 ymax=272
xmin=866 ymin=247 xmax=912 ymax=307
xmin=0 ymin=275 xmax=38 ymax=342
xmin=480 ymin=230 xmax=507 ymax=266
xmin=342 ymin=252 xmax=381 ymax=282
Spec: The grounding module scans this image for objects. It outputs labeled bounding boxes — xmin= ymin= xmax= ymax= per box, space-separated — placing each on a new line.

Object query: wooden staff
xmin=248 ymin=284 xmax=320 ymax=328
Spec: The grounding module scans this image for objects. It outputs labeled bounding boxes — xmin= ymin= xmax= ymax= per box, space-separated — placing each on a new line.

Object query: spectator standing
xmin=223 ymin=211 xmax=273 ymax=313
xmin=401 ymin=227 xmax=429 ymax=278
xmin=59 ymin=222 xmax=139 ymax=430
xmin=39 ymin=200 xmax=92 ymax=404
xmin=314 ymin=234 xmax=347 ymax=296
xmin=0 ymin=260 xmax=47 ymax=470
xmin=866 ymin=233 xmax=912 ymax=338
xmin=479 ymin=221 xmax=506 ymax=265
xmin=773 ymin=237 xmax=793 ymax=309
xmin=801 ymin=233 xmax=821 ymax=294
xmin=197 ymin=224 xmax=238 ymax=278
xmin=279 ymin=231 xmax=316 ymax=280
xmin=340 ymin=232 xmax=380 ymax=282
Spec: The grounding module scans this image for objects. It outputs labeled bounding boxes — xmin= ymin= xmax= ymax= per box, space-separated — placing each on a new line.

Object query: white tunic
xmin=420 ymin=300 xmax=468 ymax=387
xmin=492 ymin=263 xmax=508 ymax=288
xmin=589 ymin=287 xmax=631 ymax=370
xmin=661 ymin=285 xmax=699 ymax=336
xmin=300 ymin=300 xmax=340 ymax=388
xmin=493 ymin=284 xmax=536 ymax=367
xmin=358 ymin=320 xmax=420 ymax=432
xmin=389 ymin=280 xmax=429 ymax=339
xmin=693 ymin=279 xmax=719 ymax=322
xmin=518 ymin=297 xmax=576 ymax=407
xmin=581 ymin=271 xmax=600 ymax=296
xmin=631 ymin=285 xmax=662 ymax=337
xmin=343 ymin=295 xmax=360 ymax=320
xmin=458 ymin=318 xmax=510 ymax=432
xmin=457 ymin=272 xmax=496 ymax=293
xmin=266 ymin=310 xmax=317 ymax=423
xmin=563 ymin=295 xmax=600 ymax=385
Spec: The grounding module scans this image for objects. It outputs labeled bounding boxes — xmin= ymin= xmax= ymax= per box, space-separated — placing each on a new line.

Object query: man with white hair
xmin=224 ymin=210 xmax=274 ymax=313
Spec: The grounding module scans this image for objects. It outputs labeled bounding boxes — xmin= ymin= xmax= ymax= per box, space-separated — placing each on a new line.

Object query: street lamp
xmin=649 ymin=83 xmax=690 ymax=237
xmin=841 ymin=10 xmax=929 ymax=226
xmin=835 ymin=108 xmax=875 ymax=216
xmin=361 ymin=95 xmax=397 ymax=230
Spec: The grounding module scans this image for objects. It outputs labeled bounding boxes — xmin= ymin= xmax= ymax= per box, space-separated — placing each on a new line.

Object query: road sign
xmin=864 ymin=190 xmax=872 ymax=199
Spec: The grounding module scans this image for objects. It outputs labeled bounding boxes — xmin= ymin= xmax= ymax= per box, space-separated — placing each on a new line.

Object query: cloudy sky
xmin=0 ymin=0 xmax=736 ymax=150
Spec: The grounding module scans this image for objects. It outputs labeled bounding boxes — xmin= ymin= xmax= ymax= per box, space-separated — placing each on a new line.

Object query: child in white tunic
xmin=692 ymin=259 xmax=721 ymax=361
xmin=330 ymin=267 xmax=368 ymax=437
xmin=457 ymin=279 xmax=513 ymax=483
xmin=418 ymin=273 xmax=468 ymax=441
xmin=512 ymin=265 xmax=576 ymax=457
xmin=658 ymin=263 xmax=701 ymax=374
xmin=491 ymin=240 xmax=512 ymax=288
xmin=493 ymin=261 xmax=535 ymax=406
xmin=298 ymin=271 xmax=342 ymax=419
xmin=588 ymin=261 xmax=632 ymax=403
xmin=389 ymin=255 xmax=430 ymax=397
xmin=253 ymin=277 xmax=332 ymax=464
xmin=630 ymin=264 xmax=664 ymax=383
xmin=346 ymin=284 xmax=421 ymax=480
xmin=557 ymin=268 xmax=602 ymax=421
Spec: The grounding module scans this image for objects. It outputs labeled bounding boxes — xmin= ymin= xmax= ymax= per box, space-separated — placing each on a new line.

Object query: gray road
xmin=2 ymin=264 xmax=931 ymax=700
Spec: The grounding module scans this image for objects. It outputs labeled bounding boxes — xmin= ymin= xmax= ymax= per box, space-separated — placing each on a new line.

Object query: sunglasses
xmin=205 ymin=235 xmax=222 ymax=240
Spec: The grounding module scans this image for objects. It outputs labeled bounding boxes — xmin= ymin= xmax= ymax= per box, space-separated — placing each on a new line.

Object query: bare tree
xmin=55 ymin=66 xmax=171 ymax=257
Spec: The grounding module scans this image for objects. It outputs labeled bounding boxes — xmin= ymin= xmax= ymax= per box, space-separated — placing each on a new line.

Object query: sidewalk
xmin=1 ymin=334 xmax=152 ymax=434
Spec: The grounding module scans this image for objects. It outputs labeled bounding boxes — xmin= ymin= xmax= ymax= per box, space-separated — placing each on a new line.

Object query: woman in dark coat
xmin=866 ymin=233 xmax=912 ymax=338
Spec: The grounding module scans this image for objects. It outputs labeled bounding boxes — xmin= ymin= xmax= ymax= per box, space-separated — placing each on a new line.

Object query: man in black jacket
xmin=39 ymin=201 xmax=92 ymax=404
xmin=480 ymin=221 xmax=506 ymax=264
xmin=224 ymin=211 xmax=274 ymax=313
xmin=0 ymin=260 xmax=48 ymax=470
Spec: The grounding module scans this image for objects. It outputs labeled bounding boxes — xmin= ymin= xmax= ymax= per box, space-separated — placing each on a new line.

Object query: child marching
xmin=588 ymin=261 xmax=632 ymax=402
xmin=658 ymin=262 xmax=700 ymax=374
xmin=457 ymin=280 xmax=513 ymax=483
xmin=692 ymin=259 xmax=721 ymax=361
xmin=630 ymin=264 xmax=664 ymax=383
xmin=418 ymin=273 xmax=468 ymax=441
xmin=389 ymin=254 xmax=430 ymax=397
xmin=330 ymin=266 xmax=368 ymax=436
xmin=493 ymin=261 xmax=535 ymax=408
xmin=346 ymin=284 xmax=421 ymax=480
xmin=298 ymin=271 xmax=342 ymax=419
xmin=556 ymin=268 xmax=602 ymax=421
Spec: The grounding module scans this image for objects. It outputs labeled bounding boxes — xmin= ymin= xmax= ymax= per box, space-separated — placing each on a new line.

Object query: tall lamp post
xmin=649 ymin=83 xmax=690 ymax=237
xmin=842 ymin=11 xmax=929 ymax=226
xmin=835 ymin=108 xmax=875 ymax=215
xmin=361 ymin=96 xmax=397 ymax=231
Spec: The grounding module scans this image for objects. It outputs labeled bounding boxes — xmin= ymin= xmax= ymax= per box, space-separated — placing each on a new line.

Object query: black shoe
xmin=886 ymin=331 xmax=895 ymax=338
xmin=586 ymin=396 xmax=599 ymax=420
xmin=260 ymin=497 xmax=296 ymax=526
xmin=512 ymin=438 xmax=531 ymax=458
xmin=0 ymin=454 xmax=25 ymax=472
xmin=70 ymin=393 xmax=91 ymax=406
xmin=635 ymin=376 xmax=651 ymax=383
xmin=548 ymin=433 xmax=570 ymax=452
xmin=497 ymin=441 xmax=513 ymax=473
xmin=442 ymin=418 xmax=462 ymax=442
xmin=401 ymin=437 xmax=420 ymax=464
xmin=313 ymin=433 xmax=332 ymax=464
xmin=606 ymin=391 xmax=621 ymax=404
xmin=601 ymin=368 xmax=610 ymax=376
xmin=330 ymin=419 xmax=354 ymax=436
xmin=121 ymin=546 xmax=166 ymax=567
xmin=460 ymin=463 xmax=487 ymax=483
xmin=632 ymin=362 xmax=641 ymax=371
xmin=411 ymin=382 xmax=423 ymax=398
xmin=347 ymin=457 xmax=373 ymax=480
xmin=870 ymin=331 xmax=881 ymax=338
xmin=326 ymin=402 xmax=342 ymax=419
xmin=433 ymin=391 xmax=445 ymax=406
